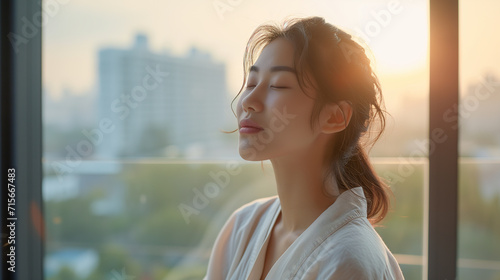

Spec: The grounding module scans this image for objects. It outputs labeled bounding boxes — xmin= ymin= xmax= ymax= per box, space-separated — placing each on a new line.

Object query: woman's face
xmin=236 ymin=38 xmax=322 ymax=161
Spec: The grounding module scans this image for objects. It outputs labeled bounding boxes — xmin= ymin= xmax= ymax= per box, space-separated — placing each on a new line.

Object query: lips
xmin=239 ymin=118 xmax=264 ymax=134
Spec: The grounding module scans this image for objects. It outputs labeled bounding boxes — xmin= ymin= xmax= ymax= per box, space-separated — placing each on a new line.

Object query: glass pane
xmin=42 ymin=1 xmax=429 ymax=279
xmin=375 ymin=160 xmax=427 ymax=280
xmin=459 ymin=1 xmax=500 ymax=279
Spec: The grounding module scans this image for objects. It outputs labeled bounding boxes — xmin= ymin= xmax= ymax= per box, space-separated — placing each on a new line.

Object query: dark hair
xmin=233 ymin=16 xmax=391 ymax=224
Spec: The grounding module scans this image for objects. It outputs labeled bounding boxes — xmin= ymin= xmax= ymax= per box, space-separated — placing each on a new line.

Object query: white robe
xmin=204 ymin=187 xmax=405 ymax=280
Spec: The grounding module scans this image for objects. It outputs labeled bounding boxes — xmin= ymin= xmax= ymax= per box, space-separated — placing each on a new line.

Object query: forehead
xmin=253 ymin=38 xmax=295 ymax=70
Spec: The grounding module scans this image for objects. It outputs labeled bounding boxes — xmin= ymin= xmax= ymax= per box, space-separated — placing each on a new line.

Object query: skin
xmin=235 ymin=38 xmax=353 ymax=279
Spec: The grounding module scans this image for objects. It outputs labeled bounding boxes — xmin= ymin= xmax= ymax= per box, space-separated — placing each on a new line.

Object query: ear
xmin=318 ymin=101 xmax=352 ymax=134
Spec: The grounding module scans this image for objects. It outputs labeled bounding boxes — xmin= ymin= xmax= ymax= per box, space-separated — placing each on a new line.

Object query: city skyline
xmin=41 ymin=0 xmax=500 ymax=162
xmin=95 ymin=33 xmax=231 ymax=159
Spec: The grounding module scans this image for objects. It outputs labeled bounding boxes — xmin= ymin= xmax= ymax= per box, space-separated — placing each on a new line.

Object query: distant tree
xmin=134 ymin=124 xmax=170 ymax=156
xmin=86 ymin=244 xmax=140 ymax=280
xmin=48 ymin=266 xmax=80 ymax=280
xmin=45 ymin=188 xmax=114 ymax=248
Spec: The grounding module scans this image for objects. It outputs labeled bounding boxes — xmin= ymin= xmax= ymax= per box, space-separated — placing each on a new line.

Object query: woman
xmin=204 ymin=16 xmax=404 ymax=280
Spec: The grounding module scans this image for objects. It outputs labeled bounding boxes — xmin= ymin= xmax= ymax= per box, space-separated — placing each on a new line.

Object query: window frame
xmin=1 ymin=0 xmax=44 ymax=279
xmin=428 ymin=0 xmax=459 ymax=279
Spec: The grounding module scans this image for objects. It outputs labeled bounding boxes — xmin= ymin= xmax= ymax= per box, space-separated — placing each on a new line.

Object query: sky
xmin=42 ymin=0 xmax=499 ymax=104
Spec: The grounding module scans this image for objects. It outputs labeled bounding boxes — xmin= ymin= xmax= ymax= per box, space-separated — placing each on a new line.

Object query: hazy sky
xmin=42 ymin=0 xmax=499 ymax=102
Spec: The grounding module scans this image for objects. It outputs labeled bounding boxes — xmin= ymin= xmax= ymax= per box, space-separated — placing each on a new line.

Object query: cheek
xmin=283 ymin=103 xmax=316 ymax=136
xmin=267 ymin=104 xmax=311 ymax=138
xmin=279 ymin=96 xmax=314 ymax=121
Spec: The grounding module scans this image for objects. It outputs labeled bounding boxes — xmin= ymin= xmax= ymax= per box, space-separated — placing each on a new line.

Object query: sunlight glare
xmin=369 ymin=4 xmax=429 ymax=74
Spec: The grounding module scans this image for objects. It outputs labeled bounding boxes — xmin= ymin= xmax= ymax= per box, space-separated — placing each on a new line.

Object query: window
xmin=41 ymin=1 xmax=429 ymax=279
xmin=6 ymin=0 xmax=497 ymax=279
xmin=458 ymin=0 xmax=500 ymax=279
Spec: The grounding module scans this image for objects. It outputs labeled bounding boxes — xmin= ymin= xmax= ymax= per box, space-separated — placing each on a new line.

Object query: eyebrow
xmin=249 ymin=65 xmax=296 ymax=74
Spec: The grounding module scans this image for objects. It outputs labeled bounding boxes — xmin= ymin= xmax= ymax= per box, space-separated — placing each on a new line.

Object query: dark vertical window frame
xmin=1 ymin=0 xmax=44 ymax=279
xmin=428 ymin=0 xmax=459 ymax=279
xmin=0 ymin=0 xmax=15 ymax=277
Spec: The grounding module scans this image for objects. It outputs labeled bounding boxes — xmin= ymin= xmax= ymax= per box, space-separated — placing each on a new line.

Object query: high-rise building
xmin=97 ymin=34 xmax=229 ymax=158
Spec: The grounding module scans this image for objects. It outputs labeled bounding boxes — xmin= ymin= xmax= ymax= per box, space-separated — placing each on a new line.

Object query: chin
xmin=238 ymin=146 xmax=267 ymax=161
xmin=239 ymin=149 xmax=260 ymax=161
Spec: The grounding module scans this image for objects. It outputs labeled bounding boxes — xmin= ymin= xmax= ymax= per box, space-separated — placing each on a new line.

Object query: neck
xmin=270 ymin=143 xmax=339 ymax=234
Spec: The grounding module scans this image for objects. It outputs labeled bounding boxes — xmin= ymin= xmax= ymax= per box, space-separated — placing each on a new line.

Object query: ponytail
xmin=331 ymin=143 xmax=390 ymax=224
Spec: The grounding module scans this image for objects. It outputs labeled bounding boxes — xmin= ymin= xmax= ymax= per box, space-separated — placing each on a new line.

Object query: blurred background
xmin=41 ymin=0 xmax=500 ymax=279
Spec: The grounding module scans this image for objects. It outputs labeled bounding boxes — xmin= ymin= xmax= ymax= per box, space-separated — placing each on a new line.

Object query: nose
xmin=240 ymin=85 xmax=264 ymax=113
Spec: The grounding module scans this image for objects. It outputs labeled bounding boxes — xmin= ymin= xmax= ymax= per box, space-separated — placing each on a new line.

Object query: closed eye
xmin=271 ymin=85 xmax=289 ymax=89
